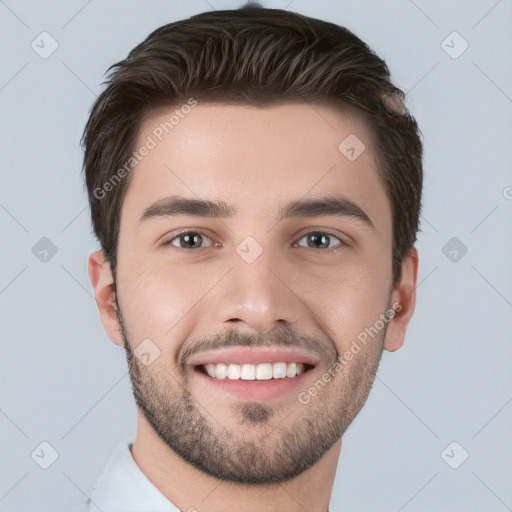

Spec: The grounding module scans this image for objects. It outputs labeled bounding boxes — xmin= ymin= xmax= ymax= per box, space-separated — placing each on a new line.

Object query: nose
xmin=213 ymin=247 xmax=303 ymax=335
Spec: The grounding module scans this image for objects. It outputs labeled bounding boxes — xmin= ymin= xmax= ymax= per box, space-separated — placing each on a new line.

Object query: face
xmin=91 ymin=103 xmax=416 ymax=484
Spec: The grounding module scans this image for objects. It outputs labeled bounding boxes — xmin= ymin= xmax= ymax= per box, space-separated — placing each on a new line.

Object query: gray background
xmin=0 ymin=0 xmax=511 ymax=511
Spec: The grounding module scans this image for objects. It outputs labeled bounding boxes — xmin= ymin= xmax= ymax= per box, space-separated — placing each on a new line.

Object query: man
xmin=84 ymin=2 xmax=422 ymax=511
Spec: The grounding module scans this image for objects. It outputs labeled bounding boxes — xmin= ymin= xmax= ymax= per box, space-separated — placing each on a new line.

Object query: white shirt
xmin=84 ymin=439 xmax=332 ymax=512
xmin=86 ymin=438 xmax=180 ymax=512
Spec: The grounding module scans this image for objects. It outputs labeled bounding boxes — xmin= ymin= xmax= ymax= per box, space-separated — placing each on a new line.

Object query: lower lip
xmin=194 ymin=366 xmax=315 ymax=402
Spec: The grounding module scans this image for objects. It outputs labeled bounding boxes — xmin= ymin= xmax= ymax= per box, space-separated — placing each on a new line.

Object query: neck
xmin=131 ymin=411 xmax=341 ymax=512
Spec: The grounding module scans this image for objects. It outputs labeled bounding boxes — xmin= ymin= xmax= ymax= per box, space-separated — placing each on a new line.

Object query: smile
xmin=200 ymin=362 xmax=314 ymax=380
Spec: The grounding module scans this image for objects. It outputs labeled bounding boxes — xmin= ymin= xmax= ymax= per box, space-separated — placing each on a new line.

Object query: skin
xmin=89 ymin=103 xmax=418 ymax=512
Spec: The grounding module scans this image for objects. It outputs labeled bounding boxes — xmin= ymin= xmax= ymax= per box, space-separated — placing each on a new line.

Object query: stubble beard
xmin=116 ymin=300 xmax=386 ymax=484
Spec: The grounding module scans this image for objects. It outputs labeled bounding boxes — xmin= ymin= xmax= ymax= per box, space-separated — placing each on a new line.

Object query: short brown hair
xmin=82 ymin=3 xmax=423 ymax=287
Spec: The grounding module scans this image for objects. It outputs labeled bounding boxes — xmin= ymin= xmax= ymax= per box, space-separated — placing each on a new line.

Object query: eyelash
xmin=162 ymin=230 xmax=349 ymax=253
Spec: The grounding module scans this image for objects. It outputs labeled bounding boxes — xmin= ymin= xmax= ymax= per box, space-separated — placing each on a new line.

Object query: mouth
xmin=196 ymin=361 xmax=316 ymax=380
xmin=190 ymin=348 xmax=319 ymax=401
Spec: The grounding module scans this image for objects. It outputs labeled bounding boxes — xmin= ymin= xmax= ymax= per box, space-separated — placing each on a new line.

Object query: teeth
xmin=286 ymin=362 xmax=297 ymax=378
xmin=227 ymin=364 xmax=241 ymax=379
xmin=205 ymin=363 xmax=227 ymax=379
xmin=203 ymin=362 xmax=306 ymax=380
xmin=273 ymin=362 xmax=287 ymax=379
xmin=256 ymin=363 xmax=273 ymax=380
xmin=240 ymin=364 xmax=256 ymax=380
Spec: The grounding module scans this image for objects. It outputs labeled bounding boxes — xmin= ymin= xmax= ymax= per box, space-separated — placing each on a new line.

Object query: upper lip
xmin=189 ymin=347 xmax=319 ymax=367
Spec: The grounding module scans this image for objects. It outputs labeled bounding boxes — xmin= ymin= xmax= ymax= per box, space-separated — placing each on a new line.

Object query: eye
xmin=162 ymin=230 xmax=348 ymax=251
xmin=294 ymin=231 xmax=347 ymax=250
xmin=165 ymin=231 xmax=214 ymax=250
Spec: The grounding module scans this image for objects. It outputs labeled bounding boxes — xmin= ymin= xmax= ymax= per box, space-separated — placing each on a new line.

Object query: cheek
xmin=302 ymin=258 xmax=390 ymax=349
xmin=116 ymin=257 xmax=197 ymax=344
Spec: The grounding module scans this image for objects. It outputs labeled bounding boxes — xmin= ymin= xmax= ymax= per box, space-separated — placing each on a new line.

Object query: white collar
xmin=86 ymin=438 xmax=331 ymax=512
xmin=87 ymin=438 xmax=179 ymax=512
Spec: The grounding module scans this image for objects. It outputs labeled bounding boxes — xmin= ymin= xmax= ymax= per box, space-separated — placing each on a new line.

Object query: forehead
xmin=122 ymin=103 xmax=391 ymax=235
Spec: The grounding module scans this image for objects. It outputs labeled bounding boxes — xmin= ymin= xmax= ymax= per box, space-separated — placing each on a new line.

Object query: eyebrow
xmin=140 ymin=194 xmax=375 ymax=230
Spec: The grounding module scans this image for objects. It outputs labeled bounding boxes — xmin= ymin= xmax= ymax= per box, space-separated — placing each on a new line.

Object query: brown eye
xmin=295 ymin=231 xmax=345 ymax=250
xmin=167 ymin=231 xmax=213 ymax=249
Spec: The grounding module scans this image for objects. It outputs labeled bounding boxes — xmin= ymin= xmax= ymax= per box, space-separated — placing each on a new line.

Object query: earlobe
xmin=88 ymin=250 xmax=125 ymax=347
xmin=384 ymin=247 xmax=419 ymax=352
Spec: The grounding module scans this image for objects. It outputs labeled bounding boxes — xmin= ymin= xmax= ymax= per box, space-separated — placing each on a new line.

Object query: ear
xmin=88 ymin=250 xmax=124 ymax=347
xmin=384 ymin=246 xmax=419 ymax=352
